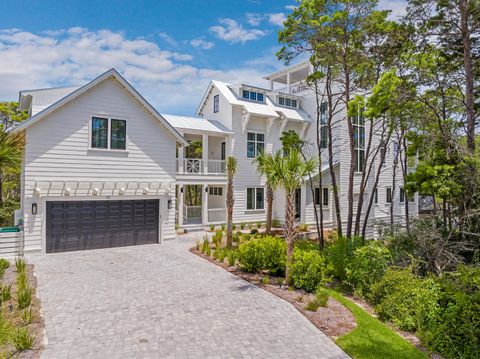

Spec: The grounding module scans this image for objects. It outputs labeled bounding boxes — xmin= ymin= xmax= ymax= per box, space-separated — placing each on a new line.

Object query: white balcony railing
xmin=277 ymin=80 xmax=309 ymax=95
xmin=207 ymin=208 xmax=226 ymax=224
xmin=176 ymin=158 xmax=226 ymax=175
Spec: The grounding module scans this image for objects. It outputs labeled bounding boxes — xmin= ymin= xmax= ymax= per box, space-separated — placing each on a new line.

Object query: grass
xmin=329 ymin=290 xmax=427 ymax=359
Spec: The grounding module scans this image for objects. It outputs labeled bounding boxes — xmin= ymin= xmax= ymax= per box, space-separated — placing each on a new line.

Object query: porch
xmin=177 ymin=184 xmax=227 ymax=227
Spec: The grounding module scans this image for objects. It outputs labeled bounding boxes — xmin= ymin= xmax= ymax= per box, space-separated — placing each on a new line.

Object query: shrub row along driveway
xmin=32 ymin=234 xmax=348 ymax=358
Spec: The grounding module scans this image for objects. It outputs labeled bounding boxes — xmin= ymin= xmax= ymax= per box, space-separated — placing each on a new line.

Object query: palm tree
xmin=253 ymin=151 xmax=282 ymax=234
xmin=264 ymin=150 xmax=316 ymax=284
xmin=225 ymin=156 xmax=237 ymax=247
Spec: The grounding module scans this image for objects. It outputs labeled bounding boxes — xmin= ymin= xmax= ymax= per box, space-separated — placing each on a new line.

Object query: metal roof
xmin=161 ymin=114 xmax=233 ymax=135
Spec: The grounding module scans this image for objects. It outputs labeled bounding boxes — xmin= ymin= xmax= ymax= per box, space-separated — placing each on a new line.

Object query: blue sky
xmin=0 ymin=0 xmax=407 ymax=115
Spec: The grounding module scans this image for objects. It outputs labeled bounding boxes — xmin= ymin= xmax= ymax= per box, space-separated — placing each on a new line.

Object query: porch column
xmin=286 ymin=72 xmax=291 ymax=94
xmin=178 ymin=185 xmax=184 ymax=227
xmin=301 ymin=184 xmax=307 ymax=223
xmin=202 ymin=185 xmax=209 ymax=226
xmin=226 ymin=136 xmax=233 ymax=157
xmin=178 ymin=131 xmax=184 ymax=174
xmin=202 ymin=134 xmax=208 ymax=174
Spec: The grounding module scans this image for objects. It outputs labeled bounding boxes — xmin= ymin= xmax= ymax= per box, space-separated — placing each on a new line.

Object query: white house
xmin=15 ymin=62 xmax=416 ymax=253
xmin=16 ymin=69 xmax=187 ymax=253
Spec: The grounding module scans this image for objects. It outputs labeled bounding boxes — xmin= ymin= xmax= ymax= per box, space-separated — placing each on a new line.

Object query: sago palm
xmin=0 ymin=129 xmax=24 ymax=168
xmin=254 ymin=151 xmax=282 ymax=234
xmin=266 ymin=150 xmax=316 ymax=284
xmin=225 ymin=156 xmax=237 ymax=247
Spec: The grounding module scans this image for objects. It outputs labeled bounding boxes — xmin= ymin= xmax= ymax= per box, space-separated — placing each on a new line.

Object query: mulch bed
xmin=190 ymin=248 xmax=356 ymax=339
xmin=1 ymin=264 xmax=44 ymax=358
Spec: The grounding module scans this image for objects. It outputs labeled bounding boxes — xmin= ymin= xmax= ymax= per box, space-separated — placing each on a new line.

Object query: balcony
xmin=277 ymin=80 xmax=309 ymax=95
xmin=176 ymin=159 xmax=226 ymax=175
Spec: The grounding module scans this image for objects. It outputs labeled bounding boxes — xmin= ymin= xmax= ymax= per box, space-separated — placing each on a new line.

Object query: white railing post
xmin=178 ymin=186 xmax=184 ymax=227
xmin=178 ymin=145 xmax=184 ymax=174
xmin=202 ymin=185 xmax=208 ymax=226
xmin=202 ymin=134 xmax=208 ymax=174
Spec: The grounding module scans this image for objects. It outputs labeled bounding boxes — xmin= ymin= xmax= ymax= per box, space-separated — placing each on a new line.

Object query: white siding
xmin=22 ymin=78 xmax=177 ymax=252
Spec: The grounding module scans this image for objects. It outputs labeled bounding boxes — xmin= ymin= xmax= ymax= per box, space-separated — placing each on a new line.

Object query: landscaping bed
xmin=0 ymin=258 xmax=44 ymax=358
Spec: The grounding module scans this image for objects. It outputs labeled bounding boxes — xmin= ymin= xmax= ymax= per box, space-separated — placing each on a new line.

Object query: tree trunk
xmin=265 ymin=185 xmax=274 ymax=235
xmin=284 ymin=190 xmax=296 ymax=285
xmin=326 ymin=69 xmax=343 ymax=238
xmin=345 ymin=69 xmax=355 ymax=239
xmin=226 ymin=177 xmax=234 ymax=247
xmin=402 ymin=136 xmax=410 ymax=234
xmin=460 ymin=0 xmax=476 ymax=154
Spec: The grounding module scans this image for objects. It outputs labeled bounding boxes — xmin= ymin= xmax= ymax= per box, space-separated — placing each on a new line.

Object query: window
xmin=209 ymin=187 xmax=223 ymax=196
xmin=247 ymin=187 xmax=264 ymax=210
xmin=320 ymin=102 xmax=328 ymax=149
xmin=91 ymin=117 xmax=108 ymax=149
xmin=278 ymin=96 xmax=298 ymax=108
xmin=247 ymin=132 xmax=265 ymax=158
xmin=221 ymin=142 xmax=226 ymax=160
xmin=242 ymin=89 xmax=264 ymax=103
xmin=92 ymin=117 xmax=127 ymax=150
xmin=110 ymin=119 xmax=126 ymax=150
xmin=314 ymin=188 xmax=329 ymax=206
xmin=393 ymin=141 xmax=399 ymax=160
xmin=374 ymin=187 xmax=378 ymax=204
xmin=400 ymin=187 xmax=405 ymax=203
xmin=213 ymin=95 xmax=219 ymax=113
xmin=353 ymin=108 xmax=365 ymax=172
xmin=386 ymin=187 xmax=392 ymax=204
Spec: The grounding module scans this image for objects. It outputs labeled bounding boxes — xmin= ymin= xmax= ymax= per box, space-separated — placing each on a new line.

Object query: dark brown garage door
xmin=46 ymin=199 xmax=159 ymax=253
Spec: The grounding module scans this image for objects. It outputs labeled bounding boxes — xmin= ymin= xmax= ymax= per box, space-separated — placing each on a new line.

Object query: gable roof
xmin=161 ymin=114 xmax=233 ymax=135
xmin=15 ymin=68 xmax=188 ymax=146
xmin=196 ymin=80 xmax=311 ymax=122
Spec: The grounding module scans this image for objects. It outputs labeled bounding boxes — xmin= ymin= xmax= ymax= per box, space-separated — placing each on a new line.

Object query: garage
xmin=45 ymin=199 xmax=160 ymax=253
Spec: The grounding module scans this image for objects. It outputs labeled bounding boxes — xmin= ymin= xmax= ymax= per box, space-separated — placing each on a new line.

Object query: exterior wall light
xmin=31 ymin=203 xmax=37 ymax=215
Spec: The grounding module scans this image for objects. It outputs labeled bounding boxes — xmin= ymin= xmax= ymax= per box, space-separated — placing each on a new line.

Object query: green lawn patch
xmin=329 ymin=290 xmax=427 ymax=359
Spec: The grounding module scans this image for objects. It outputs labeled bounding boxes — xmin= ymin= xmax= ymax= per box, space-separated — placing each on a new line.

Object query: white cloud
xmin=190 ymin=38 xmax=214 ymax=50
xmin=209 ymin=18 xmax=268 ymax=44
xmin=268 ymin=13 xmax=287 ymax=27
xmin=158 ymin=32 xmax=178 ymax=47
xmin=285 ymin=5 xmax=297 ymax=11
xmin=0 ymin=28 xmax=279 ymax=114
xmin=246 ymin=13 xmax=264 ymax=26
xmin=377 ymin=0 xmax=407 ymax=20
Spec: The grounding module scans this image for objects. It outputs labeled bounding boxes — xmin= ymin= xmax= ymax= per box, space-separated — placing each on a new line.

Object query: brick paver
xmin=32 ymin=234 xmax=349 ymax=358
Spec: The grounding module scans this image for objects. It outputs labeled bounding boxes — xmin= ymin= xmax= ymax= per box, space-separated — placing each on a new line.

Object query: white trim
xmin=246 ymin=187 xmax=265 ymax=211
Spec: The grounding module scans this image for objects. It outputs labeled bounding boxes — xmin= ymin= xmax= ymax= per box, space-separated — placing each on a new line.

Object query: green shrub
xmin=200 ymin=236 xmax=210 ymax=255
xmin=291 ymin=249 xmax=331 ymax=292
xmin=344 ymin=241 xmax=392 ymax=298
xmin=209 ymin=224 xmax=215 ymax=232
xmin=370 ymin=268 xmax=439 ymax=332
xmin=0 ymin=285 xmax=11 ymax=302
xmin=315 ymin=287 xmax=329 ymax=307
xmin=256 ymin=221 xmax=262 ymax=229
xmin=261 ymin=276 xmax=270 ymax=285
xmin=272 ymin=219 xmax=281 ymax=228
xmin=240 ymin=222 xmax=246 ymax=230
xmin=15 ymin=257 xmax=27 ymax=274
xmin=213 ymin=248 xmax=226 ymax=262
xmin=0 ymin=259 xmax=9 ymax=271
xmin=16 ymin=271 xmax=28 ymax=290
xmin=12 ymin=327 xmax=35 ymax=351
xmin=298 ymin=223 xmax=308 ymax=232
xmin=221 ymin=223 xmax=226 ymax=231
xmin=248 ymin=223 xmax=253 ymax=230
xmin=232 ymin=223 xmax=236 ymax=230
xmin=417 ymin=265 xmax=480 ymax=359
xmin=305 ymin=298 xmax=320 ymax=311
xmin=238 ymin=236 xmax=286 ymax=274
xmin=295 ymin=239 xmax=318 ymax=252
xmin=225 ymin=248 xmax=238 ymax=266
xmin=17 ymin=285 xmax=32 ymax=310
xmin=212 ymin=230 xmax=223 ymax=248
xmin=325 ymin=236 xmax=362 ymax=281
xmin=250 ymin=228 xmax=258 ymax=235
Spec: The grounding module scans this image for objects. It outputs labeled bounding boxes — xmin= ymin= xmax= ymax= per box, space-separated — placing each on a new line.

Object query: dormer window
xmin=278 ymin=96 xmax=297 ymax=108
xmin=242 ymin=89 xmax=264 ymax=103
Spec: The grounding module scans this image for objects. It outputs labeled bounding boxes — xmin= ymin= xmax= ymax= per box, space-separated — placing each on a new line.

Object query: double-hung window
xmin=213 ymin=95 xmax=219 ymax=113
xmin=91 ymin=117 xmax=126 ymax=150
xmin=246 ymin=187 xmax=264 ymax=210
xmin=247 ymin=132 xmax=265 ymax=158
xmin=314 ymin=187 xmax=329 ymax=206
xmin=353 ymin=108 xmax=365 ymax=172
xmin=374 ymin=187 xmax=378 ymax=204
xmin=320 ymin=102 xmax=328 ymax=149
xmin=399 ymin=187 xmax=405 ymax=203
xmin=386 ymin=187 xmax=392 ymax=204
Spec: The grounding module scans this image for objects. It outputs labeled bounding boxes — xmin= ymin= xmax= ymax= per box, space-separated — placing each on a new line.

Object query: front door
xmin=295 ymin=188 xmax=301 ymax=220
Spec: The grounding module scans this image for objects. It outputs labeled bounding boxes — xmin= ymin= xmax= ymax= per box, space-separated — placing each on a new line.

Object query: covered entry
xmin=45 ymin=199 xmax=160 ymax=253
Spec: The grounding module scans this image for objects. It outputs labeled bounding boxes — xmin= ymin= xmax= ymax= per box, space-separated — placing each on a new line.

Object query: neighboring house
xmin=15 ymin=62 xmax=417 ymax=254
xmin=16 ymin=69 xmax=187 ymax=253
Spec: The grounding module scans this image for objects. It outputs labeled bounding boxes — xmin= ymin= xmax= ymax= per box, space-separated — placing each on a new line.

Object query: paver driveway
xmin=32 ymin=234 xmax=348 ymax=358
